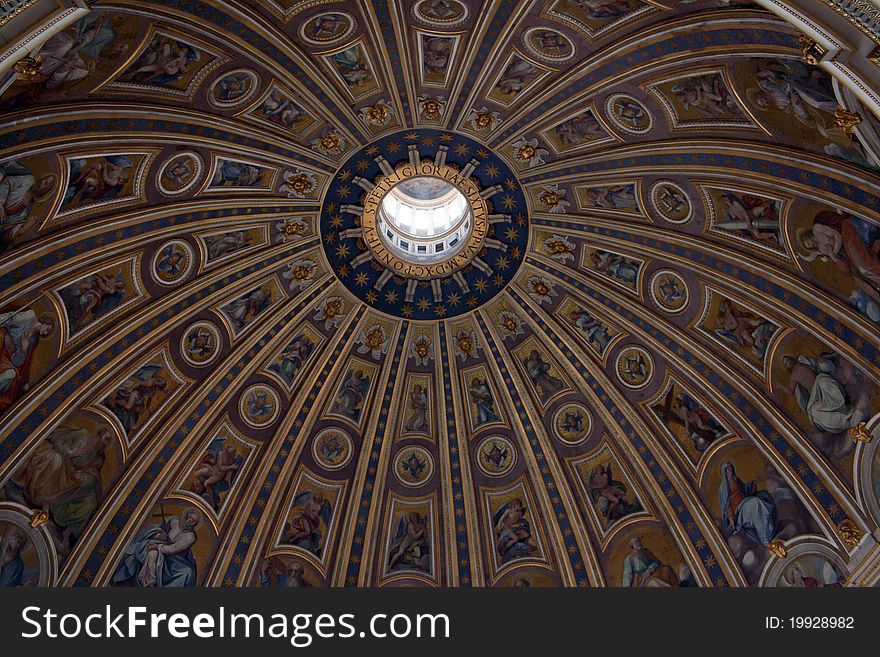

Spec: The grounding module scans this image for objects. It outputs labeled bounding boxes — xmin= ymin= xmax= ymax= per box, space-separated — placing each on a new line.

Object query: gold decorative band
xmin=360 ymin=162 xmax=489 ymax=279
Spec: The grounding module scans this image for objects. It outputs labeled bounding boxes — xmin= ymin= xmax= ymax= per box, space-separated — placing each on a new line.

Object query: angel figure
xmin=559 ymin=408 xmax=585 ymax=436
xmin=589 ymin=250 xmax=639 ymax=285
xmin=587 ymin=463 xmax=641 ymax=522
xmin=268 ymin=333 xmax=314 ymax=387
xmin=119 ymin=35 xmax=199 ymax=86
xmin=468 ymin=377 xmax=500 ymax=426
xmin=717 ymin=191 xmax=780 ymax=244
xmin=569 ymin=307 xmax=611 ymax=354
xmin=103 ymin=364 xmax=168 ymax=435
xmin=483 ymin=441 xmax=508 ymax=470
xmin=387 ymin=512 xmax=430 ymax=572
xmin=620 ymin=351 xmax=649 ymax=385
xmin=403 ymin=384 xmax=429 ymax=433
xmin=495 ymin=58 xmax=537 ymax=96
xmin=713 ymin=299 xmax=777 ymax=360
xmin=69 ymin=269 xmax=125 ymax=329
xmin=282 ymin=490 xmax=332 ymax=556
xmin=258 ymin=90 xmax=307 ymax=129
xmin=331 ymin=369 xmax=370 ymax=421
xmin=330 ymin=46 xmax=371 ymax=88
xmin=156 ymin=243 xmax=187 ymax=278
xmin=222 ymin=286 xmax=272 ymax=331
xmin=245 ymin=389 xmax=275 ymax=425
xmin=64 ymin=156 xmax=131 ymax=206
xmin=670 ymin=74 xmax=739 ymax=117
xmin=205 ymin=230 xmax=248 ymax=260
xmin=493 ymin=498 xmax=535 ymax=563
xmin=185 ymin=326 xmax=215 ymax=362
xmin=522 ymin=350 xmax=564 ymax=400
xmin=188 ymin=438 xmax=243 ymax=511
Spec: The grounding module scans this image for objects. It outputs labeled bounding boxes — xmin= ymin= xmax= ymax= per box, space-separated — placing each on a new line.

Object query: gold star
xmin=326 ymin=201 xmax=337 ymax=213
xmin=334 ymin=243 xmax=350 ymax=258
xmin=485 ymin=164 xmax=500 ymax=178
xmin=435 ymin=305 xmax=447 ymax=317
xmin=447 ymin=292 xmax=461 ymax=307
xmin=336 ymin=184 xmax=350 ymax=197
xmin=477 ymin=148 xmax=489 ymax=158
xmin=338 ymin=169 xmax=352 ymax=181
xmin=504 ymin=178 xmax=517 ymax=190
xmin=454 ymin=143 xmax=470 ymax=156
xmin=324 ymin=231 xmax=336 ymax=244
xmin=475 ymin=278 xmax=488 ymax=293
xmin=514 ymin=212 xmax=526 ymax=226
xmin=441 ymin=133 xmax=455 ymax=142
xmin=330 ymin=214 xmax=344 ymax=228
xmin=466 ymin=296 xmax=479 ymax=307
xmin=385 ymin=289 xmax=399 ymax=303
xmin=365 ymin=145 xmax=380 ymax=155
xmin=365 ymin=290 xmax=378 ymax=303
xmin=401 ymin=304 xmax=413 ymax=317
xmin=416 ymin=297 xmax=431 ymax=310
xmin=355 ymin=272 xmax=369 ymax=286
xmin=387 ymin=141 xmax=401 ymax=153
xmin=494 ymin=274 xmax=505 ymax=286
xmin=356 ymin=159 xmax=370 ymax=171
xmin=501 ymin=194 xmax=517 ymax=209
xmin=511 ymin=246 xmax=521 ymax=259
xmin=405 ymin=132 xmax=418 ymax=140
xmin=337 ymin=265 xmax=350 ymax=278
xmin=421 ymin=136 xmax=435 ymax=146
xmin=496 ymin=255 xmax=510 ymax=270
xmin=504 ymin=227 xmax=518 ymax=240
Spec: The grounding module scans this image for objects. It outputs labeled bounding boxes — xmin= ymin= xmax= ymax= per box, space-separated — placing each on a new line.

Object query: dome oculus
xmin=378 ymin=176 xmax=473 ymax=264
xmin=321 ymin=129 xmax=529 ymax=320
xmin=360 ymin=162 xmax=488 ymax=277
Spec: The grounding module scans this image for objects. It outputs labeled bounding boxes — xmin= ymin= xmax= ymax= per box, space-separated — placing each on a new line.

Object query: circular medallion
xmin=312 ymin=427 xmax=354 ymax=471
xmin=321 ymin=129 xmax=528 ymax=320
xmin=552 ymin=403 xmax=592 ymax=445
xmin=157 ymin=152 xmax=203 ymax=197
xmin=650 ymin=180 xmax=693 ymax=224
xmin=523 ymin=27 xmax=575 ymax=63
xmin=605 ymin=94 xmax=653 ymax=135
xmin=476 ymin=435 xmax=517 ymax=477
xmin=180 ymin=321 xmax=221 ymax=366
xmin=152 ymin=239 xmax=194 ymax=286
xmin=615 ymin=346 xmax=654 ymax=389
xmin=412 ymin=0 xmax=469 ymax=28
xmin=299 ymin=12 xmax=356 ymax=45
xmin=773 ymin=552 xmax=848 ymax=588
xmin=208 ymin=69 xmax=259 ymax=108
xmin=650 ymin=269 xmax=689 ymax=315
xmin=393 ymin=445 xmax=435 ymax=487
xmin=240 ymin=384 xmax=281 ymax=428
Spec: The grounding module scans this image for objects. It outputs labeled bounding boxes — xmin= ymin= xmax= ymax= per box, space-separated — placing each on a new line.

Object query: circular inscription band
xmin=361 ymin=162 xmax=489 ymax=279
xmin=320 ymin=128 xmax=529 ymax=321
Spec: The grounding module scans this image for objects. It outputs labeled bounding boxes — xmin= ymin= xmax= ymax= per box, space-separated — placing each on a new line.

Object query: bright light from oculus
xmin=378 ymin=176 xmax=473 ymax=263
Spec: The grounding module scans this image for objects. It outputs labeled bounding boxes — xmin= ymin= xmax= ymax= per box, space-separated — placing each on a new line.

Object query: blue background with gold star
xmin=320 ymin=129 xmax=529 ymax=320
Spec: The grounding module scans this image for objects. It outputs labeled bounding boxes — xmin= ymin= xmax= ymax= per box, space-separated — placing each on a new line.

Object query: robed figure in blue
xmin=113 ymin=508 xmax=201 ymax=587
xmin=718 ymin=462 xmax=777 ymax=546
